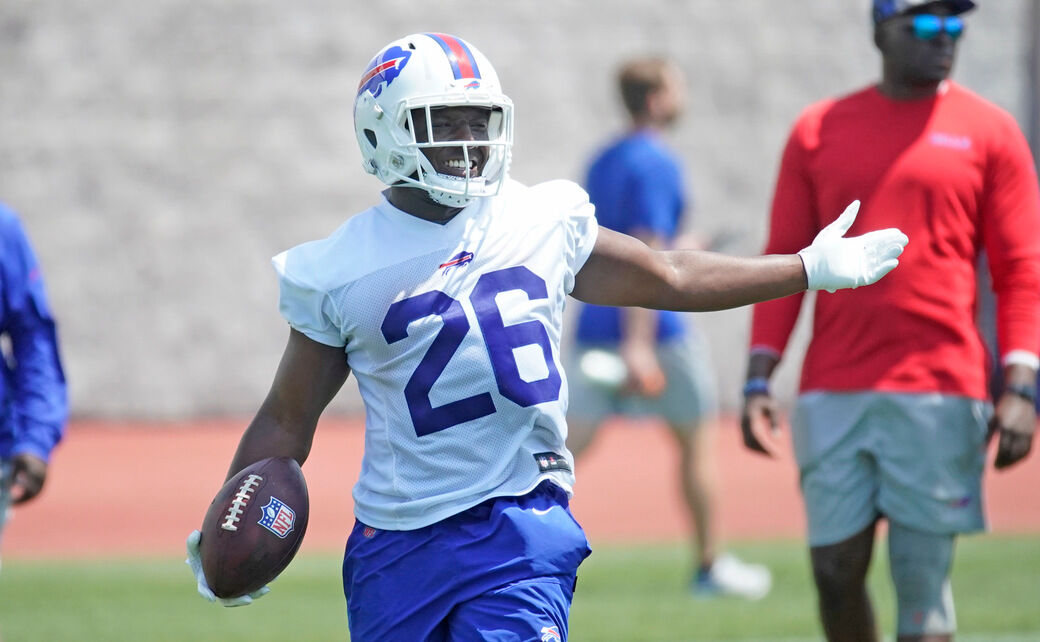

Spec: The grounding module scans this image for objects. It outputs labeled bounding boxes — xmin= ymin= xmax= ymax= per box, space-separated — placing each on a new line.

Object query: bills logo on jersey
xmin=439 ymin=250 xmax=474 ymax=275
xmin=540 ymin=625 xmax=561 ymax=642
xmin=357 ymin=45 xmax=412 ymax=98
xmin=258 ymin=496 xmax=296 ymax=538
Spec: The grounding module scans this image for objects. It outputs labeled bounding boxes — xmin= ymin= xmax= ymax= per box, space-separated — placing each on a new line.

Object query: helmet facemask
xmin=354 ymin=33 xmax=514 ymax=208
xmin=400 ymin=102 xmax=512 ymax=207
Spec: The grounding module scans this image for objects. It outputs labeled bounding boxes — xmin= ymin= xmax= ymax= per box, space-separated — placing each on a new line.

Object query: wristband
xmin=743 ymin=377 xmax=771 ymax=398
xmin=1004 ymin=381 xmax=1037 ymax=404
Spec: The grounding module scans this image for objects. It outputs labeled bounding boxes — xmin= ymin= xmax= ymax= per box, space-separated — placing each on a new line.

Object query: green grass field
xmin=1 ymin=536 xmax=1037 ymax=641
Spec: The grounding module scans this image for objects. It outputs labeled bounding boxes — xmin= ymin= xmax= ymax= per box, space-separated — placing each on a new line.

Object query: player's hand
xmin=989 ymin=393 xmax=1036 ymax=469
xmin=741 ymin=394 xmax=783 ymax=458
xmin=185 ymin=530 xmax=270 ymax=607
xmin=797 ymin=200 xmax=909 ymax=293
xmin=9 ymin=453 xmax=48 ymax=505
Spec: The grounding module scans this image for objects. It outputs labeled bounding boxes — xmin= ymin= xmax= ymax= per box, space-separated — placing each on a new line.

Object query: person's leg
xmin=671 ymin=421 xmax=717 ymax=569
xmin=655 ymin=333 xmax=719 ymax=570
xmin=810 ymin=522 xmax=880 ymax=642
xmin=656 ymin=334 xmax=770 ymax=598
xmin=447 ymin=482 xmax=589 ymax=640
xmin=342 ymin=520 xmax=456 ymax=641
xmin=888 ymin=522 xmax=956 ymax=642
xmin=793 ymin=393 xmax=884 ymax=637
xmin=874 ymin=395 xmax=988 ymax=642
xmin=342 ymin=482 xmax=590 ymax=640
xmin=448 ymin=574 xmax=574 ymax=641
xmin=674 ymin=419 xmax=770 ymax=600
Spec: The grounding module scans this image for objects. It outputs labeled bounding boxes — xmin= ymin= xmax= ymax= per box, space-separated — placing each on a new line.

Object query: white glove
xmin=185 ymin=530 xmax=270 ymax=607
xmin=797 ymin=200 xmax=908 ymax=293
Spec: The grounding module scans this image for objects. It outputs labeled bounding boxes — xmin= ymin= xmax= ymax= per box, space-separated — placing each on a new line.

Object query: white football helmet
xmin=354 ymin=33 xmax=514 ymax=207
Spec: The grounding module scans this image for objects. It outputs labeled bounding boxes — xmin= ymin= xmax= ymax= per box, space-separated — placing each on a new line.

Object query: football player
xmin=188 ymin=33 xmax=907 ymax=640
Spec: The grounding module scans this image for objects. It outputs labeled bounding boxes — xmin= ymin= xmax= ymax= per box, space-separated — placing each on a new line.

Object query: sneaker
xmin=693 ymin=553 xmax=772 ymax=600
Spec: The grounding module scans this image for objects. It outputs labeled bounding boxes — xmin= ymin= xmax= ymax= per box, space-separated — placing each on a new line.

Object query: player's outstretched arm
xmin=572 ymin=201 xmax=907 ymax=310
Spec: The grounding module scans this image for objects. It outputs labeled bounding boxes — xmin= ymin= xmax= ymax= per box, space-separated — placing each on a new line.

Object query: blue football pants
xmin=342 ymin=481 xmax=591 ymax=641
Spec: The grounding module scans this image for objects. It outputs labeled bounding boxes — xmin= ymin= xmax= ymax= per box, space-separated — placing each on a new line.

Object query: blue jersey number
xmin=381 ymin=266 xmax=561 ymax=437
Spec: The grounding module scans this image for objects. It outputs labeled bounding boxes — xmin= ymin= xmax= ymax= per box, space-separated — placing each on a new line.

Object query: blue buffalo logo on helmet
xmin=357 ymin=45 xmax=412 ymax=98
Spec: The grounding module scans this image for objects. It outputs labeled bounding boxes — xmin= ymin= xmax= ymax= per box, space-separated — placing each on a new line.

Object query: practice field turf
xmin=1 ymin=536 xmax=1037 ymax=641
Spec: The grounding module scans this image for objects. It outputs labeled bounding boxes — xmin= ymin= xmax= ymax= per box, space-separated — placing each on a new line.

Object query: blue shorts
xmin=342 ymin=481 xmax=591 ymax=641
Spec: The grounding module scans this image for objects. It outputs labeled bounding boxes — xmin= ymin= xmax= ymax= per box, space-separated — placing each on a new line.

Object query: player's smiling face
xmin=411 ymin=106 xmax=491 ymax=179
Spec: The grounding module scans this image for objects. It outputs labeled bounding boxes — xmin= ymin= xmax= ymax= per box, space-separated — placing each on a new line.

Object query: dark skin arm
xmin=740 ymin=352 xmax=783 ymax=458
xmin=990 ymin=363 xmax=1037 ymax=470
xmin=571 ymin=226 xmax=808 ymax=311
xmin=224 ymin=329 xmax=350 ymax=481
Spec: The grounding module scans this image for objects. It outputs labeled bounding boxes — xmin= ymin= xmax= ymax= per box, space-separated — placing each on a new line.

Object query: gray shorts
xmin=792 ymin=392 xmax=989 ymax=546
xmin=566 ymin=332 xmax=717 ymax=429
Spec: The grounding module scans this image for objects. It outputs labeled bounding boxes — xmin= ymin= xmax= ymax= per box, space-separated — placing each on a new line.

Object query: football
xmin=199 ymin=456 xmax=309 ymax=599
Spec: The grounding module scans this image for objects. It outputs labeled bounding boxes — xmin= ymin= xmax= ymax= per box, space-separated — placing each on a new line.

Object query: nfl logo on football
xmin=258 ymin=496 xmax=296 ymax=538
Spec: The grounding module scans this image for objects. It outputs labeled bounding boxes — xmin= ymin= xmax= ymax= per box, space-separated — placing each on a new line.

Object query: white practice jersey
xmin=272 ymin=179 xmax=599 ymax=530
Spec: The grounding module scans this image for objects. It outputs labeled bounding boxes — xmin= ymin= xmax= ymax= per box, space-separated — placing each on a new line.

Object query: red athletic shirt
xmin=750 ymin=82 xmax=1040 ymax=399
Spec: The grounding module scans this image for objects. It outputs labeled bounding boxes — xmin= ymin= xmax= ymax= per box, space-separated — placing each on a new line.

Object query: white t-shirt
xmin=272 ymin=179 xmax=599 ymax=530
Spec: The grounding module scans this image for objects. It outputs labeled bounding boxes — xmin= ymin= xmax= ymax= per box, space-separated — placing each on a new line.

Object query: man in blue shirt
xmin=0 ymin=202 xmax=67 ymax=568
xmin=567 ymin=58 xmax=771 ymax=599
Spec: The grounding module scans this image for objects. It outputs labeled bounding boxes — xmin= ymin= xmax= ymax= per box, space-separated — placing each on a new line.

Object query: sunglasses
xmin=907 ymin=14 xmax=965 ymax=40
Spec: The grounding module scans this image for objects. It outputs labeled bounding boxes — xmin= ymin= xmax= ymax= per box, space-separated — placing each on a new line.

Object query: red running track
xmin=4 ymin=417 xmax=1038 ymax=559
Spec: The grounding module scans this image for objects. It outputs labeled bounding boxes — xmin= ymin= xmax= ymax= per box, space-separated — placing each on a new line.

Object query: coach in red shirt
xmin=742 ymin=1 xmax=1040 ymax=640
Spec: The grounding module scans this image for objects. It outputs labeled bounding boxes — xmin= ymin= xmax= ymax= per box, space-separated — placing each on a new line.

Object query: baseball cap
xmin=873 ymin=0 xmax=977 ymax=23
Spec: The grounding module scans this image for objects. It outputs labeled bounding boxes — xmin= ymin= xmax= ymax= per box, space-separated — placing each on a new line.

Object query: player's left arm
xmin=572 ymin=201 xmax=907 ymax=311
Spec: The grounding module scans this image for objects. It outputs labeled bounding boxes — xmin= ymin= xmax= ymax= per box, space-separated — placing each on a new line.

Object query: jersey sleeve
xmin=749 ymin=116 xmax=819 ymax=357
xmin=980 ymin=114 xmax=1040 ymax=363
xmin=553 ymin=180 xmax=599 ymax=294
xmin=0 ymin=209 xmax=68 ymax=461
xmin=271 ymin=246 xmax=346 ymax=348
